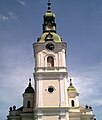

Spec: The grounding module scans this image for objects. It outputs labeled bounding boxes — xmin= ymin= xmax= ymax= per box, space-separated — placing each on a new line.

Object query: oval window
xmin=48 ymin=87 xmax=54 ymax=93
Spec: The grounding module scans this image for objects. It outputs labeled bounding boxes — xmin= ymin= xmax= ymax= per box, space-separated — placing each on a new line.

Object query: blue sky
xmin=0 ymin=0 xmax=102 ymax=120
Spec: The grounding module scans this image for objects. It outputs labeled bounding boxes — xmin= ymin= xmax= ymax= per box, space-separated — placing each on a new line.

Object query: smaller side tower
xmin=67 ymin=79 xmax=95 ymax=120
xmin=67 ymin=79 xmax=79 ymax=109
xmin=7 ymin=79 xmax=35 ymax=120
xmin=21 ymin=79 xmax=35 ymax=120
xmin=22 ymin=78 xmax=34 ymax=113
xmin=67 ymin=79 xmax=80 ymax=119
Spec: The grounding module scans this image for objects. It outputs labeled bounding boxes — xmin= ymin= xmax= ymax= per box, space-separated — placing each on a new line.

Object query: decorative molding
xmin=38 ymin=75 xmax=42 ymax=106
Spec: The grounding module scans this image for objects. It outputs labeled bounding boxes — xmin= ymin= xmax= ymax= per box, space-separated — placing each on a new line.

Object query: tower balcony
xmin=35 ymin=67 xmax=67 ymax=73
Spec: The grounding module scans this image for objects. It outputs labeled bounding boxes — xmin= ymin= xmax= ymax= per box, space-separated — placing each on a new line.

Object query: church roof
xmin=24 ymin=79 xmax=34 ymax=93
xmin=44 ymin=11 xmax=55 ymax=18
xmin=16 ymin=106 xmax=23 ymax=111
xmin=37 ymin=0 xmax=62 ymax=43
xmin=67 ymin=79 xmax=77 ymax=93
xmin=37 ymin=32 xmax=62 ymax=43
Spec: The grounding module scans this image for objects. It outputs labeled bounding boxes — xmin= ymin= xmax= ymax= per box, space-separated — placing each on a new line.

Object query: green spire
xmin=37 ymin=0 xmax=62 ymax=43
xmin=67 ymin=79 xmax=77 ymax=93
xmin=42 ymin=0 xmax=56 ymax=33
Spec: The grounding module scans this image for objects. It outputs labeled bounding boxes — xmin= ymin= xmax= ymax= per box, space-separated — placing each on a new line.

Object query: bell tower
xmin=33 ymin=0 xmax=69 ymax=120
xmin=43 ymin=0 xmax=56 ymax=33
xmin=7 ymin=1 xmax=96 ymax=120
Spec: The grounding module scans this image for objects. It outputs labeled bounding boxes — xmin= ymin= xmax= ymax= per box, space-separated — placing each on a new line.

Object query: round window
xmin=48 ymin=87 xmax=54 ymax=93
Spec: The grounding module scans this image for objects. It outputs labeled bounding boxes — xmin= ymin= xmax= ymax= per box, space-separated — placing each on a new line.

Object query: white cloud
xmin=0 ymin=12 xmax=17 ymax=25
xmin=0 ymin=15 xmax=9 ymax=21
xmin=8 ymin=12 xmax=18 ymax=20
xmin=17 ymin=0 xmax=26 ymax=6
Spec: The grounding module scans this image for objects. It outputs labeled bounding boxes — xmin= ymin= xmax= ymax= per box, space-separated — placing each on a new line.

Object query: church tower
xmin=7 ymin=1 xmax=96 ymax=120
xmin=33 ymin=1 xmax=69 ymax=120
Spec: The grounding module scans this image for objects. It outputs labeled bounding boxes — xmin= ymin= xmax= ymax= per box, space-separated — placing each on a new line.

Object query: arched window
xmin=71 ymin=100 xmax=75 ymax=107
xmin=47 ymin=56 xmax=54 ymax=67
xmin=27 ymin=101 xmax=31 ymax=108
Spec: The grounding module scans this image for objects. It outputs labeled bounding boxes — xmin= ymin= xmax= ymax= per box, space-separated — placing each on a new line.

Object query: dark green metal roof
xmin=25 ymin=79 xmax=34 ymax=93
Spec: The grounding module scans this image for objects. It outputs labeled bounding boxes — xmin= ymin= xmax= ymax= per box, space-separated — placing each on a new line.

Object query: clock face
xmin=46 ymin=43 xmax=54 ymax=51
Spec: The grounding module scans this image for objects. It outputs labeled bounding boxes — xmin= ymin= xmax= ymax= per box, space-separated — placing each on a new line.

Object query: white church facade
xmin=7 ymin=1 xmax=96 ymax=120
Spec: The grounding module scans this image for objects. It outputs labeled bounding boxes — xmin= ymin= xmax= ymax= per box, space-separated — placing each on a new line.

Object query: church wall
xmin=42 ymin=115 xmax=59 ymax=120
xmin=22 ymin=118 xmax=33 ymax=120
xmin=34 ymin=43 xmax=67 ymax=68
xmin=42 ymin=79 xmax=60 ymax=107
